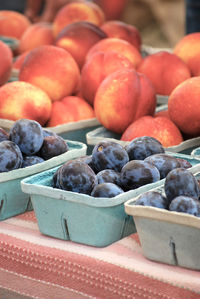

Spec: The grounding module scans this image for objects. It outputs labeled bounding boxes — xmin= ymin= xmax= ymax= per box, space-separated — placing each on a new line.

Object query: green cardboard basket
xmin=125 ymin=164 xmax=200 ymax=270
xmin=0 ymin=140 xmax=87 ymax=221
xmin=0 ymin=35 xmax=19 ymax=51
xmin=21 ymin=152 xmax=200 ymax=247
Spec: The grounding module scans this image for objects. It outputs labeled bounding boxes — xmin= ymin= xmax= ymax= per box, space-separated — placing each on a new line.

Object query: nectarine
xmin=174 ymin=32 xmax=200 ymax=76
xmin=19 ymin=45 xmax=80 ymax=102
xmin=168 ymin=77 xmax=200 ymax=136
xmin=94 ymin=68 xmax=156 ymax=134
xmin=86 ymin=37 xmax=143 ymax=69
xmin=0 ymin=40 xmax=13 ymax=86
xmin=47 ymin=96 xmax=95 ymax=127
xmin=137 ymin=51 xmax=191 ymax=96
xmin=121 ymin=116 xmax=183 ymax=148
xmin=53 ymin=1 xmax=105 ymax=37
xmin=100 ymin=20 xmax=141 ymax=51
xmin=94 ymin=0 xmax=127 ymax=20
xmin=55 ymin=21 xmax=107 ymax=69
xmin=18 ymin=22 xmax=54 ymax=54
xmin=0 ymin=81 xmax=52 ymax=126
xmin=0 ymin=10 xmax=31 ymax=39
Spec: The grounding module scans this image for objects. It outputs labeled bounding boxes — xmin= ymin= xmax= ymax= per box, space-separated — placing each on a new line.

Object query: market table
xmin=0 ymin=211 xmax=200 ymax=299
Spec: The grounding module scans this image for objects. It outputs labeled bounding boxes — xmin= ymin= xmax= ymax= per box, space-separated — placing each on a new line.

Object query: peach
xmin=137 ymin=51 xmax=191 ymax=96
xmin=18 ymin=22 xmax=54 ymax=54
xmin=0 ymin=81 xmax=52 ymax=126
xmin=47 ymin=96 xmax=95 ymax=127
xmin=52 ymin=1 xmax=105 ymax=38
xmin=94 ymin=68 xmax=156 ymax=134
xmin=94 ymin=0 xmax=127 ymax=20
xmin=19 ymin=45 xmax=80 ymax=102
xmin=100 ymin=20 xmax=141 ymax=51
xmin=121 ymin=116 xmax=183 ymax=148
xmin=0 ymin=40 xmax=13 ymax=86
xmin=0 ymin=10 xmax=31 ymax=39
xmin=55 ymin=21 xmax=107 ymax=69
xmin=86 ymin=37 xmax=143 ymax=69
xmin=174 ymin=32 xmax=200 ymax=76
xmin=168 ymin=77 xmax=200 ymax=136
xmin=81 ymin=50 xmax=135 ymax=105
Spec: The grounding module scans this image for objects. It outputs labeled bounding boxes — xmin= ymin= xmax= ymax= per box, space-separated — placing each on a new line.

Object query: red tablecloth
xmin=0 ymin=211 xmax=200 ymax=299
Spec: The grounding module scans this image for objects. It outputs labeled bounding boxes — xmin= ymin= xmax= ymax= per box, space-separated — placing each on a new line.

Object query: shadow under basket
xmin=0 ymin=140 xmax=87 ymax=221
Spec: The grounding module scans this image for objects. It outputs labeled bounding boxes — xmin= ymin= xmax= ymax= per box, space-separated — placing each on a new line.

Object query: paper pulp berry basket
xmin=21 ymin=152 xmax=200 ymax=247
xmin=124 ymin=165 xmax=200 ymax=270
xmin=0 ymin=118 xmax=100 ymax=155
xmin=0 ymin=35 xmax=19 ymax=51
xmin=0 ymin=140 xmax=87 ymax=221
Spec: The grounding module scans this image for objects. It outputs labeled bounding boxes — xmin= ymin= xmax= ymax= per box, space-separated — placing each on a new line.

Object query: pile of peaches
xmin=0 ymin=0 xmax=200 ymax=148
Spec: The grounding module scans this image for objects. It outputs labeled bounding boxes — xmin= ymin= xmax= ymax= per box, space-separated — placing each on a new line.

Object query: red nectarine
xmin=47 ymin=96 xmax=95 ymax=127
xmin=100 ymin=20 xmax=141 ymax=51
xmin=121 ymin=116 xmax=183 ymax=148
xmin=53 ymin=1 xmax=105 ymax=37
xmin=94 ymin=68 xmax=156 ymax=134
xmin=174 ymin=32 xmax=200 ymax=76
xmin=168 ymin=76 xmax=200 ymax=136
xmin=94 ymin=0 xmax=127 ymax=20
xmin=19 ymin=45 xmax=80 ymax=102
xmin=137 ymin=51 xmax=191 ymax=96
xmin=0 ymin=10 xmax=31 ymax=39
xmin=0 ymin=81 xmax=52 ymax=126
xmin=18 ymin=22 xmax=54 ymax=54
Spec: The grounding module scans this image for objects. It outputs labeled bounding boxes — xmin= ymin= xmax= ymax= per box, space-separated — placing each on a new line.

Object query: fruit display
xmin=0 ymin=0 xmax=198 ymax=151
xmin=52 ymin=137 xmax=196 ymax=198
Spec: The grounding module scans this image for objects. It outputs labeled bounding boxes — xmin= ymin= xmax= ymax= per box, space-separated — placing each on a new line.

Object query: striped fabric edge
xmin=0 ymin=232 xmax=200 ymax=299
xmin=1 ymin=218 xmax=200 ymax=296
xmin=0 ymin=268 xmax=94 ymax=299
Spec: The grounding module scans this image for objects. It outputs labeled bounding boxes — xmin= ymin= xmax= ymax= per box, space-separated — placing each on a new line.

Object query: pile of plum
xmin=0 ymin=119 xmax=68 ymax=172
xmin=134 ymin=168 xmax=200 ymax=217
xmin=52 ymin=136 xmax=193 ymax=200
